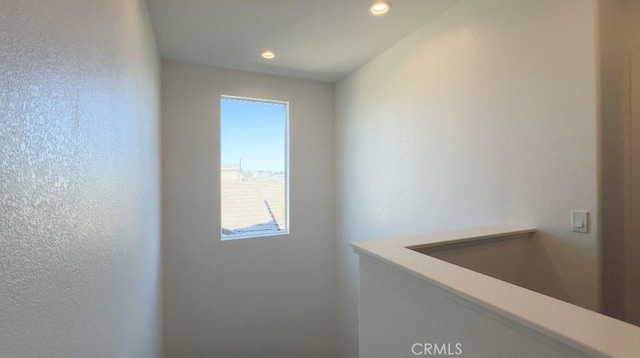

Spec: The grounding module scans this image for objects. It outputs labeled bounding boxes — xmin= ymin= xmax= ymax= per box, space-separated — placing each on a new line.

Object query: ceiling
xmin=146 ymin=0 xmax=459 ymax=83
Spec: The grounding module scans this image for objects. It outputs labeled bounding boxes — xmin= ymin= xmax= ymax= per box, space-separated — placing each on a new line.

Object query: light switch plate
xmin=571 ymin=210 xmax=589 ymax=233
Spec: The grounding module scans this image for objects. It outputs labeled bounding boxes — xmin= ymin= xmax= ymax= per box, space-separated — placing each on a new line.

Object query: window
xmin=220 ymin=96 xmax=289 ymax=240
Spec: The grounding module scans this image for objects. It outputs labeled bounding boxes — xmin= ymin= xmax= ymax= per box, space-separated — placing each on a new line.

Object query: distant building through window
xmin=220 ymin=96 xmax=289 ymax=240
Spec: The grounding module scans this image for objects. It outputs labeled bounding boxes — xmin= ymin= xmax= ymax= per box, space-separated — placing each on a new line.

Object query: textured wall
xmin=0 ymin=0 xmax=162 ymax=356
xmin=161 ymin=60 xmax=336 ymax=358
xmin=334 ymin=1 xmax=599 ymax=356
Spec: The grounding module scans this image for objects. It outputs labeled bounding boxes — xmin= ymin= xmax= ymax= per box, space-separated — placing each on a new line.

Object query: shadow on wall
xmin=524 ymin=233 xmax=573 ymax=304
xmin=415 ymin=232 xmax=572 ymax=305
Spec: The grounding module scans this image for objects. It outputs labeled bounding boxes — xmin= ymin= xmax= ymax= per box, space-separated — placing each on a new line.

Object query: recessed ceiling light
xmin=369 ymin=1 xmax=391 ymax=16
xmin=261 ymin=50 xmax=276 ymax=60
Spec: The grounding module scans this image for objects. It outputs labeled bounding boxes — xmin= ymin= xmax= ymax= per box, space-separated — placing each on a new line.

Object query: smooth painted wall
xmin=599 ymin=0 xmax=640 ymax=324
xmin=335 ymin=1 xmax=599 ymax=356
xmin=161 ymin=60 xmax=335 ymax=357
xmin=417 ymin=235 xmax=569 ymax=303
xmin=0 ymin=0 xmax=161 ymax=356
xmin=357 ymin=256 xmax=588 ymax=358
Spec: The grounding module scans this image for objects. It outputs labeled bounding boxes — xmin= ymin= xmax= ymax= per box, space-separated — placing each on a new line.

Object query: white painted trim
xmin=351 ymin=226 xmax=640 ymax=358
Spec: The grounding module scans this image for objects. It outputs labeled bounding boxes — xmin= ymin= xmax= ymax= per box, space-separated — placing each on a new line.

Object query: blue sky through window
xmin=221 ymin=97 xmax=287 ymax=173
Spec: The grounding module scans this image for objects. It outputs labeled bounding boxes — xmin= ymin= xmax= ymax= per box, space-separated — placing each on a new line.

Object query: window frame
xmin=219 ymin=95 xmax=290 ymax=241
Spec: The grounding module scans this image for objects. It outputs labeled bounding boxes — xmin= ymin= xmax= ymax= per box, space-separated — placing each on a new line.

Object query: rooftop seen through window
xmin=220 ymin=96 xmax=289 ymax=240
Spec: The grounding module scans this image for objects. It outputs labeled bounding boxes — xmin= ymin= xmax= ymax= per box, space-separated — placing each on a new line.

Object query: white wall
xmin=358 ymin=256 xmax=588 ymax=358
xmin=161 ymin=60 xmax=335 ymax=357
xmin=0 ymin=0 xmax=161 ymax=356
xmin=419 ymin=236 xmax=569 ymax=303
xmin=599 ymin=0 xmax=640 ymax=324
xmin=335 ymin=0 xmax=599 ymax=356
